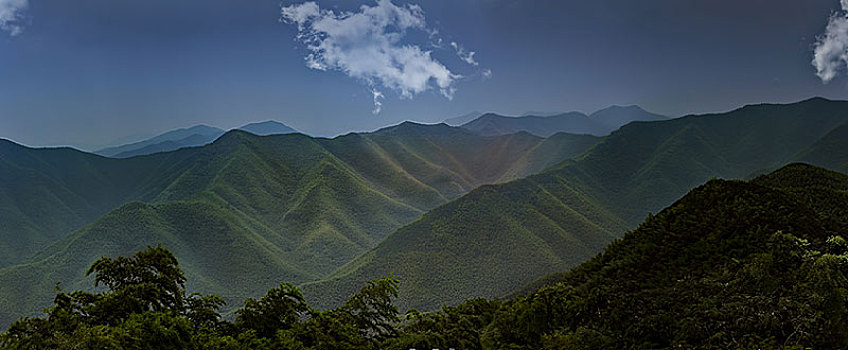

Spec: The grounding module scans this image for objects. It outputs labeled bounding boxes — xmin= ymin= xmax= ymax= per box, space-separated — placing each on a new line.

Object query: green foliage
xmin=305 ymin=99 xmax=848 ymax=314
xmin=384 ymin=298 xmax=501 ymax=350
xmin=234 ymin=282 xmax=308 ymax=338
xmin=185 ymin=293 xmax=226 ymax=334
xmin=0 ymin=247 xmax=405 ymax=350
xmin=341 ymin=277 xmax=400 ymax=341
xmin=3 ymin=99 xmax=847 ymax=330
xmin=86 ymin=245 xmax=186 ymax=316
xmin=0 ymin=124 xmax=597 ymax=328
xmin=0 ymin=246 xmax=207 ymax=349
xmin=3 ymin=164 xmax=848 ymax=349
xmin=3 ymin=99 xmax=848 ymax=347
xmin=472 ymin=164 xmax=848 ymax=349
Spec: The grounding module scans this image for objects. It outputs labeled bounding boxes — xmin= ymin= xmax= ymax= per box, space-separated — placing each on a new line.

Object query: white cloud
xmin=813 ymin=0 xmax=848 ymax=83
xmin=372 ymin=89 xmax=384 ymax=114
xmin=482 ymin=68 xmax=492 ymax=79
xmin=280 ymin=2 xmax=319 ymax=30
xmin=281 ymin=0 xmax=477 ymax=113
xmin=451 ymin=41 xmax=478 ymax=66
xmin=0 ymin=0 xmax=27 ymax=36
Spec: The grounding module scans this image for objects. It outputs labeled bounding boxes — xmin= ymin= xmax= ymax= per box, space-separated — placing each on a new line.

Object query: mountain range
xmin=459 ymin=105 xmax=668 ymax=137
xmin=0 ymin=98 xmax=847 ymax=329
xmin=301 ymin=97 xmax=848 ymax=312
xmin=443 ymin=111 xmax=483 ymax=126
xmin=442 ymin=163 xmax=848 ymax=348
xmin=94 ymin=121 xmax=298 ymax=158
xmin=5 ymin=163 xmax=846 ymax=348
xmin=96 ymin=105 xmax=659 ymax=160
xmin=0 ymin=123 xmax=600 ymax=326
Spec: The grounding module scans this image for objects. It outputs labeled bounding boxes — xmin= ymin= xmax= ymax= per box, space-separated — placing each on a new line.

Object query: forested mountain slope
xmin=4 ymin=164 xmax=844 ymax=349
xmin=303 ymin=97 xmax=848 ymax=312
xmin=0 ymin=124 xmax=598 ymax=328
xmin=469 ymin=163 xmax=848 ymax=348
xmin=0 ymin=140 xmax=199 ymax=267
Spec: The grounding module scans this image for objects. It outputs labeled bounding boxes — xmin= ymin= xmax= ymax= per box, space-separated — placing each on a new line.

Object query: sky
xmin=1 ymin=0 xmax=848 ymax=150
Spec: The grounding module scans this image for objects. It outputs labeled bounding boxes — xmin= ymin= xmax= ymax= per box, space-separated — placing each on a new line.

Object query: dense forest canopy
xmin=3 ymin=163 xmax=847 ymax=349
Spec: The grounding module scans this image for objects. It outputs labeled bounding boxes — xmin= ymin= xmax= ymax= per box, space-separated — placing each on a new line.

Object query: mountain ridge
xmin=95 ymin=125 xmax=226 ymax=157
xmin=475 ymin=163 xmax=848 ymax=348
xmin=94 ymin=121 xmax=301 ymax=159
xmin=460 ymin=105 xmax=668 ymax=137
xmin=0 ymin=123 xmax=601 ymax=327
xmin=2 ymin=98 xmax=848 ymax=329
xmin=301 ymin=97 xmax=848 ymax=312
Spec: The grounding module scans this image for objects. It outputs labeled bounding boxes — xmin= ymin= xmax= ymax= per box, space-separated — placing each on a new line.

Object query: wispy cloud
xmin=0 ymin=0 xmax=28 ymax=36
xmin=451 ymin=41 xmax=478 ymax=66
xmin=482 ymin=68 xmax=492 ymax=80
xmin=281 ymin=0 xmax=483 ymax=114
xmin=372 ymin=89 xmax=384 ymax=114
xmin=813 ymin=0 xmax=848 ymax=83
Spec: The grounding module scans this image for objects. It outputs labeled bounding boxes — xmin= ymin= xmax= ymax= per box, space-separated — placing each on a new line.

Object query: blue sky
xmin=0 ymin=0 xmax=847 ymax=150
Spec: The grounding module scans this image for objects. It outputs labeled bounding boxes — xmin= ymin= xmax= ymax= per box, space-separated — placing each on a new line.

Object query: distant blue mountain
xmin=96 ymin=121 xmax=299 ymax=158
xmin=96 ymin=125 xmax=225 ymax=157
xmin=461 ymin=106 xmax=668 ymax=137
xmin=462 ymin=112 xmax=604 ymax=137
xmin=589 ymin=105 xmax=667 ymax=129
xmin=443 ymin=111 xmax=482 ymax=126
xmin=111 ymin=133 xmax=219 ymax=158
xmin=238 ymin=121 xmax=298 ymax=136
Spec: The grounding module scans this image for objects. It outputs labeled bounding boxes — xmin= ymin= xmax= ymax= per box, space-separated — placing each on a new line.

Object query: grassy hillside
xmin=303 ymin=97 xmax=848 ymax=312
xmin=0 ymin=124 xmax=598 ymax=328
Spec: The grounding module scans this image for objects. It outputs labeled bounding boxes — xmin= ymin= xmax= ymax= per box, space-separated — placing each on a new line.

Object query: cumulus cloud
xmin=0 ymin=0 xmax=28 ymax=36
xmin=813 ymin=0 xmax=848 ymax=83
xmin=281 ymin=0 xmax=482 ymax=113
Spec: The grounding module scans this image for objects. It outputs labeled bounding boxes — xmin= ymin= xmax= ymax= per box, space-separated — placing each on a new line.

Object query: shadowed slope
xmin=0 ymin=124 xmax=599 ymax=328
xmin=795 ymin=121 xmax=848 ymax=173
xmin=480 ymin=164 xmax=848 ymax=348
xmin=0 ymin=140 xmax=200 ymax=267
xmin=303 ymin=98 xmax=848 ymax=312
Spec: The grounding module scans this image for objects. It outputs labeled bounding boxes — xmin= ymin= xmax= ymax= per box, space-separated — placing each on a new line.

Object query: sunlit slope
xmin=303 ymin=97 xmax=848 ymax=312
xmin=0 ymin=140 xmax=200 ymax=267
xmin=0 ymin=124 xmax=598 ymax=328
xmin=0 ymin=200 xmax=310 ymax=323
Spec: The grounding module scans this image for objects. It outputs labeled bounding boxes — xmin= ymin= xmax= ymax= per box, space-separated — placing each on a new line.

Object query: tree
xmin=341 ymin=276 xmax=400 ymax=342
xmin=234 ymin=282 xmax=309 ymax=339
xmin=0 ymin=245 xmax=224 ymax=349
